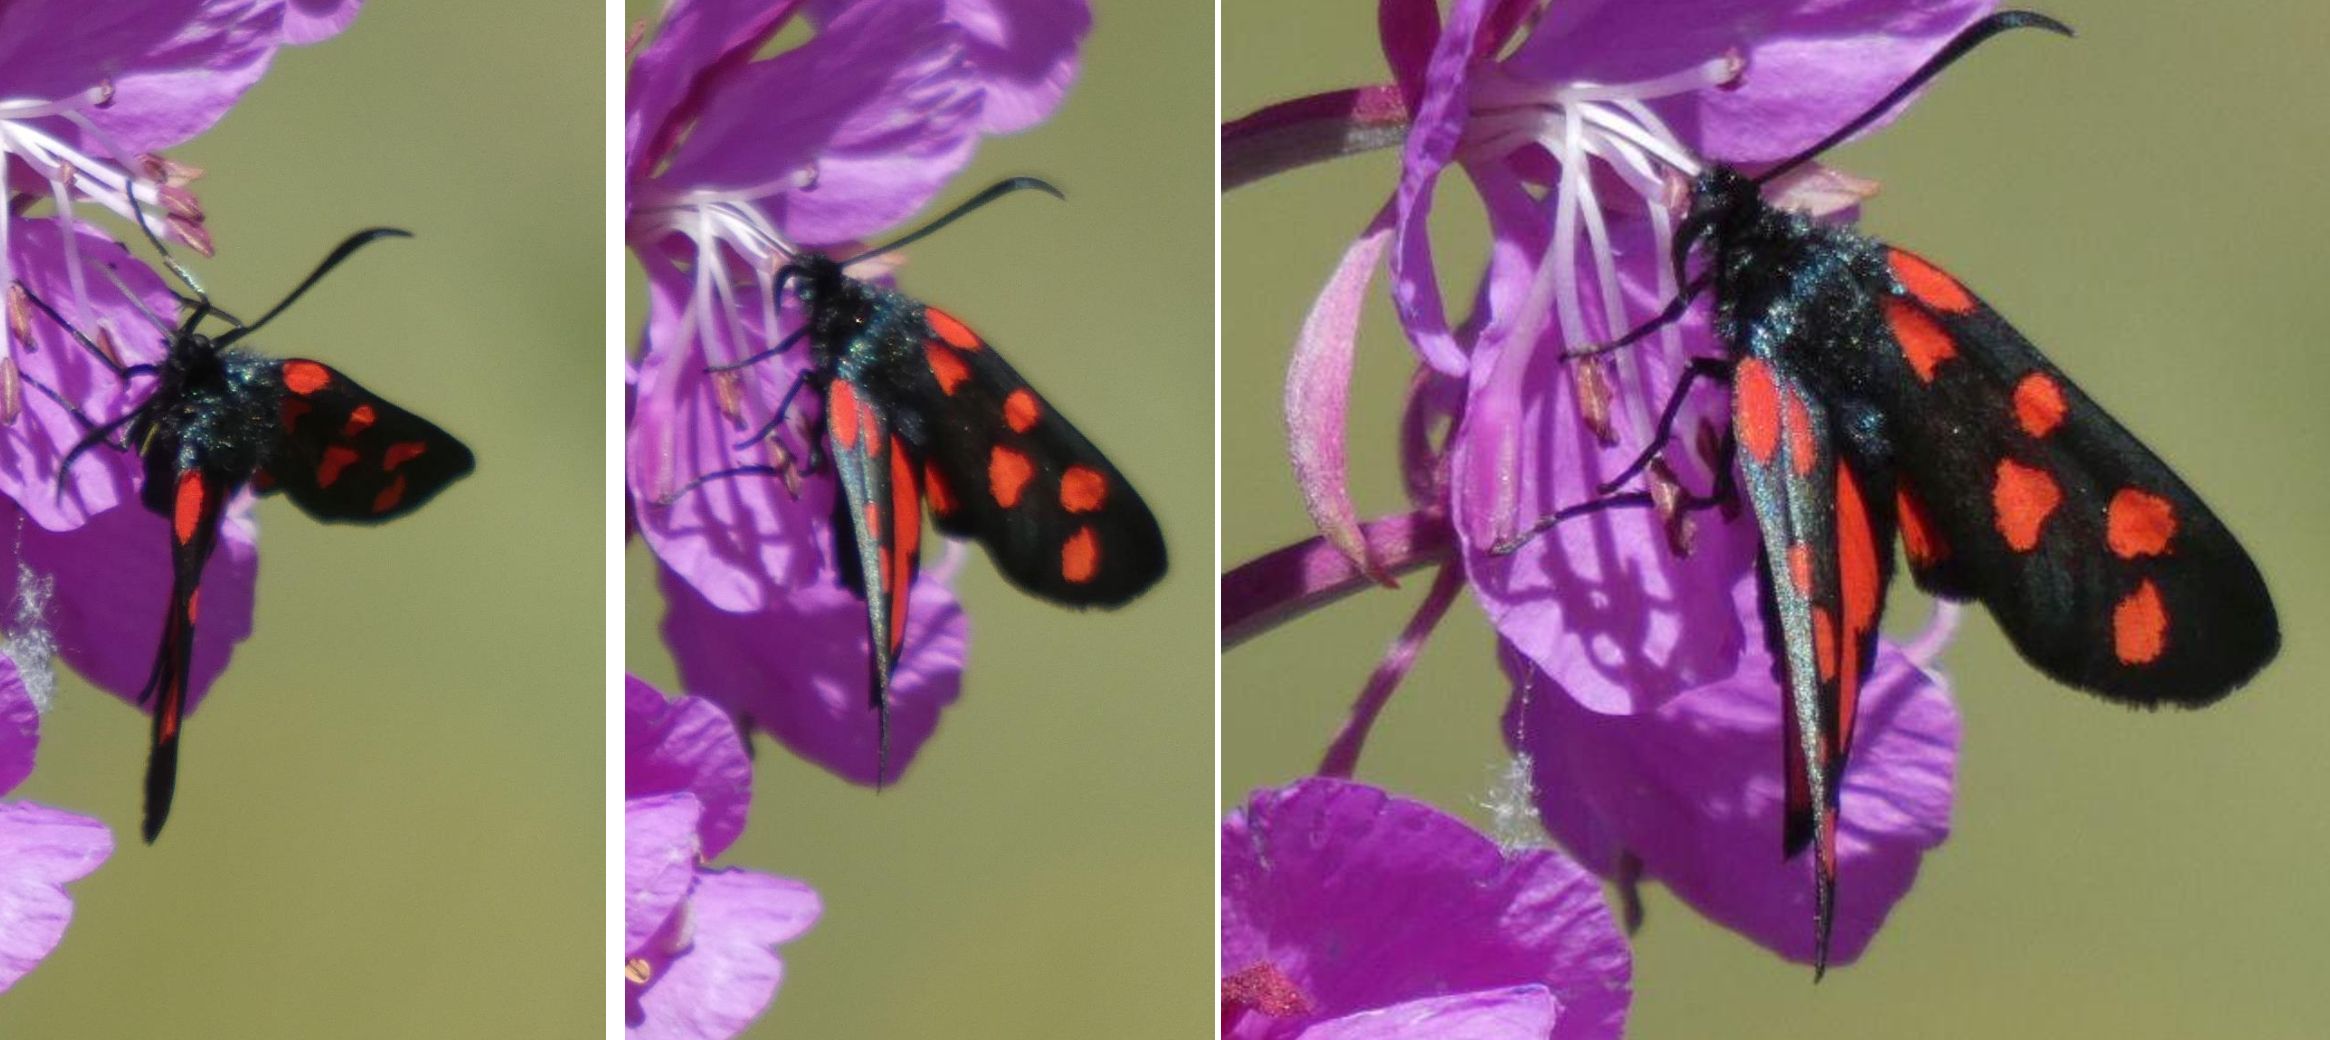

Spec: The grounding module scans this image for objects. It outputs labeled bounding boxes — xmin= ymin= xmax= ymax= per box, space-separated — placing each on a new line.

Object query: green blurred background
xmin=0 ymin=3 xmax=600 ymax=1037
xmin=1228 ymin=1 xmax=2330 ymax=1037
xmin=623 ymin=1 xmax=1213 ymax=1038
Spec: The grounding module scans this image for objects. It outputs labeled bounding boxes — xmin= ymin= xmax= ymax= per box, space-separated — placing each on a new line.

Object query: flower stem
xmin=1222 ymin=85 xmax=1410 ymax=191
xmin=1221 ymin=508 xmax=1455 ymax=649
xmin=1317 ymin=563 xmax=1464 ymax=777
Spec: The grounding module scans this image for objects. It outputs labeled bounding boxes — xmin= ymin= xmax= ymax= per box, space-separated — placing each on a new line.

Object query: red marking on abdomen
xmin=283 ymin=360 xmax=331 ymax=394
xmin=1735 ymin=358 xmax=1781 ymax=464
xmin=384 ymin=441 xmax=428 ymax=471
xmin=2113 ymin=579 xmax=2168 ymax=664
xmin=988 ymin=446 xmax=1033 ymax=507
xmin=318 ymin=445 xmax=360 ymax=488
xmin=2012 ymin=373 xmax=2067 ymax=438
xmin=342 ymin=404 xmax=377 ymax=436
xmin=1883 ymin=298 xmax=1956 ymax=383
xmin=1004 ymin=389 xmax=1041 ymax=433
xmin=1059 ymin=466 xmax=1108 ymax=513
xmin=372 ymin=475 xmax=407 ymax=514
xmin=828 ymin=381 xmax=863 ymax=448
xmin=173 ymin=473 xmax=204 ymax=544
xmin=925 ymin=343 xmax=970 ymax=395
xmin=1991 ymin=459 xmax=2060 ymax=552
xmin=1887 ymin=250 xmax=1975 ymax=313
xmin=1061 ymin=527 xmax=1099 ymax=583
xmin=1783 ymin=386 xmax=1817 ymax=476
xmin=1897 ymin=486 xmax=1946 ymax=566
xmin=2107 ymin=488 xmax=2177 ymax=559
xmin=924 ymin=308 xmax=980 ymax=350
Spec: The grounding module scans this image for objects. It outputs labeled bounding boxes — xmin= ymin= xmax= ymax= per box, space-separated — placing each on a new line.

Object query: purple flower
xmin=1223 ymin=778 xmax=1630 ymax=1040
xmin=626 ymin=676 xmax=820 ymax=1039
xmin=625 ymin=0 xmax=1085 ymax=781
xmin=1503 ymin=578 xmax=1961 ymax=965
xmin=0 ymin=645 xmax=112 ymax=995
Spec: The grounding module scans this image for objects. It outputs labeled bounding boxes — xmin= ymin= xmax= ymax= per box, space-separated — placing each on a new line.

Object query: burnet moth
xmin=690 ymin=178 xmax=1167 ymax=775
xmin=35 ymin=209 xmax=474 ymax=842
xmin=1501 ymin=11 xmax=2277 ymax=970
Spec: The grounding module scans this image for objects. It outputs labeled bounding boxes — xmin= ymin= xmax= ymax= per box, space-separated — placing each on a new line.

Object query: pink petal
xmin=1298 ymin=987 xmax=1560 ymax=1040
xmin=0 ymin=802 xmax=113 ymax=993
xmin=624 ymin=794 xmax=703 ymax=956
xmin=281 ymin=0 xmax=364 ymax=45
xmin=630 ymin=868 xmax=820 ymax=1040
xmin=626 ymin=678 xmax=754 ymax=860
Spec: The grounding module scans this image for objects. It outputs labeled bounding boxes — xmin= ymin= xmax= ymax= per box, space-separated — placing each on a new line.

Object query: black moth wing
xmin=901 ymin=306 xmax=1166 ymax=606
xmin=267 ymin=359 xmax=476 ymax=523
xmin=1863 ymin=248 xmax=2276 ymax=705
xmin=136 ymin=464 xmax=235 ymax=842
xmin=822 ymin=375 xmax=923 ymax=692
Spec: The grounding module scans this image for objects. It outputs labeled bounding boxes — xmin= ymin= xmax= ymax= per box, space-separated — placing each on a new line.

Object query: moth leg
xmin=1489 ymin=430 xmax=1739 ymax=556
xmin=706 ymin=326 xmax=809 ymax=373
xmin=1597 ymin=356 xmax=1733 ymax=495
xmin=644 ymin=465 xmax=788 ymax=507
xmin=731 ymin=372 xmax=810 ymax=450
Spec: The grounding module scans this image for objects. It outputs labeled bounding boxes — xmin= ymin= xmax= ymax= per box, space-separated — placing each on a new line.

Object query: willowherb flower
xmin=0 ymin=645 xmax=112 ymax=995
xmin=1223 ymin=778 xmax=1630 ymax=1040
xmin=1504 ymin=579 xmax=1961 ymax=965
xmin=626 ymin=676 xmax=820 ymax=1040
xmin=625 ymin=0 xmax=1085 ymax=782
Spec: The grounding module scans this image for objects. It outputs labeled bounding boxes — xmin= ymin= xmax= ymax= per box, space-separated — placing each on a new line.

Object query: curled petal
xmin=1387 ymin=0 xmax=1498 ymax=376
xmin=657 ymin=554 xmax=968 ymax=786
xmin=280 ymin=0 xmax=365 ymax=45
xmin=623 ymin=793 xmax=703 ymax=957
xmin=1504 ymin=576 xmax=1961 ymax=965
xmin=629 ymin=867 xmax=820 ymax=1040
xmin=1287 ymin=206 xmax=1394 ymax=583
xmin=626 ymin=677 xmax=754 ymax=860
xmin=0 ymin=802 xmax=112 ymax=994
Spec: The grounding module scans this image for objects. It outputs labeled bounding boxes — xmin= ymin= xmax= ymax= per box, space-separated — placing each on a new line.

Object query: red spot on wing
xmin=283 ymin=360 xmax=331 ymax=395
xmin=1004 ymin=389 xmax=1041 ymax=433
xmin=384 ymin=441 xmax=428 ymax=471
xmin=1787 ymin=542 xmax=1815 ymax=595
xmin=1059 ymin=466 xmax=1108 ymax=513
xmin=2107 ymin=489 xmax=2177 ymax=559
xmin=828 ymin=381 xmax=864 ymax=449
xmin=924 ymin=462 xmax=956 ymax=517
xmin=172 ymin=473 xmax=204 ymax=544
xmin=281 ymin=396 xmax=312 ymax=430
xmin=1897 ymin=486 xmax=1947 ymax=567
xmin=2012 ymin=373 xmax=2067 ymax=439
xmin=988 ymin=446 xmax=1033 ymax=508
xmin=342 ymin=404 xmax=377 ymax=436
xmin=187 ymin=588 xmax=201 ymax=625
xmin=1061 ymin=526 xmax=1099 ymax=583
xmin=1834 ymin=466 xmax=1881 ymax=755
xmin=1783 ymin=385 xmax=1817 ymax=477
xmin=925 ymin=343 xmax=970 ymax=395
xmin=318 ymin=445 xmax=360 ymax=488
xmin=1887 ymin=249 xmax=1976 ymax=313
xmin=372 ymin=475 xmax=407 ymax=513
xmin=1884 ymin=298 xmax=1956 ymax=383
xmin=924 ymin=308 xmax=980 ymax=350
xmin=2113 ymin=579 xmax=2168 ymax=665
xmin=1991 ymin=459 xmax=2061 ymax=552
xmin=1735 ymin=358 xmax=1781 ymax=464
xmin=887 ymin=438 xmax=919 ymax=654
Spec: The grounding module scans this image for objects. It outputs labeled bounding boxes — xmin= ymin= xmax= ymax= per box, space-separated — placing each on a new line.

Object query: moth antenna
xmin=123 ymin=173 xmax=210 ymax=306
xmin=840 ymin=176 xmax=1065 ymax=267
xmin=215 ymin=228 xmax=412 ymax=345
xmin=1753 ymin=11 xmax=2073 ymax=188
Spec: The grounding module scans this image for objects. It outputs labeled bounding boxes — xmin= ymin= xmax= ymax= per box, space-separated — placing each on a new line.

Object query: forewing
xmin=269 ymin=359 xmax=475 ymax=523
xmin=903 ymin=306 xmax=1166 ymax=606
xmin=137 ymin=465 xmax=232 ymax=843
xmin=1866 ymin=249 xmax=2277 ymax=705
xmin=1732 ymin=356 xmax=1901 ymax=969
xmin=823 ymin=376 xmax=923 ymax=770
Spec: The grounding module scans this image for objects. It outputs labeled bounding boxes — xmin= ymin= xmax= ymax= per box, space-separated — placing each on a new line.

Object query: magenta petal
xmin=1507 ymin=0 xmax=1993 ymax=164
xmin=626 ymin=0 xmax=805 ymax=173
xmin=69 ymin=0 xmax=287 ymax=154
xmin=1506 ymin=577 xmax=1961 ymax=965
xmin=280 ymin=0 xmax=363 ymax=44
xmin=658 ymin=557 xmax=968 ymax=786
xmin=1386 ymin=0 xmax=1496 ymax=377
xmin=626 ymin=677 xmax=754 ymax=860
xmin=625 ymin=793 xmax=704 ymax=956
xmin=941 ymin=0 xmax=1090 ymax=133
xmin=0 ymin=223 xmax=181 ymax=533
xmin=630 ymin=868 xmax=821 ymax=1040
xmin=1287 ymin=206 xmax=1394 ymax=580
xmin=662 ymin=0 xmax=980 ymax=247
xmin=1299 ymin=987 xmax=1560 ymax=1040
xmin=2 ymin=495 xmax=257 ymax=718
xmin=0 ymin=660 xmax=32 ymax=794
xmin=0 ymin=802 xmax=113 ymax=994
xmin=1224 ymin=778 xmax=1630 ymax=1040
